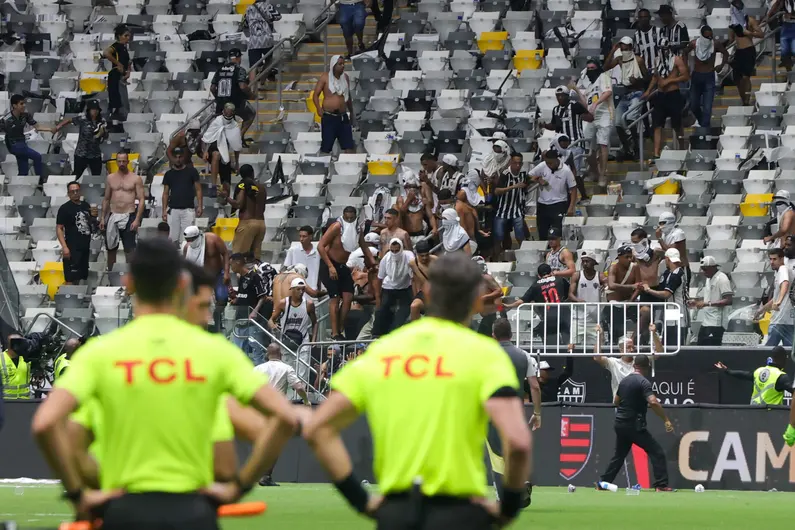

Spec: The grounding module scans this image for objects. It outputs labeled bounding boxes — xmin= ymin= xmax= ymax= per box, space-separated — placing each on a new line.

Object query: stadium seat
xmin=740 ymin=193 xmax=773 ymax=217
xmin=214 ymin=217 xmax=239 ymax=243
xmin=476 ymin=31 xmax=508 ymax=52
xmin=40 ymin=261 xmax=65 ymax=299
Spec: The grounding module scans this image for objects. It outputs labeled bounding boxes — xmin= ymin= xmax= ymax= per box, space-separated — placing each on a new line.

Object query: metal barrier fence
xmin=513 ymin=302 xmax=683 ymax=355
xmin=0 ymin=239 xmax=19 ymax=332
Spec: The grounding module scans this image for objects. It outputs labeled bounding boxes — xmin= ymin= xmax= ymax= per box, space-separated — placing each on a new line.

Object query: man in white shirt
xmin=593 ymin=323 xmax=663 ymax=397
xmin=575 ymin=58 xmax=614 ymax=187
xmin=569 ymin=250 xmax=605 ymax=346
xmin=688 ymin=256 xmax=732 ymax=346
xmin=283 ymin=225 xmax=322 ymax=299
xmin=373 ymin=237 xmax=414 ymax=337
xmin=254 ymin=343 xmax=310 ymax=486
xmin=756 ymin=248 xmax=794 ymax=347
xmin=656 ymin=211 xmax=690 ymax=287
xmin=529 ymin=149 xmax=577 ymax=241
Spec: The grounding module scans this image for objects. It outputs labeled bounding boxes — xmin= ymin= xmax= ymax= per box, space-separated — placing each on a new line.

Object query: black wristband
xmin=62 ymin=489 xmax=83 ymax=504
xmin=500 ymin=488 xmax=523 ymax=520
xmin=333 ymin=473 xmax=369 ymax=513
xmin=234 ymin=475 xmax=254 ymax=496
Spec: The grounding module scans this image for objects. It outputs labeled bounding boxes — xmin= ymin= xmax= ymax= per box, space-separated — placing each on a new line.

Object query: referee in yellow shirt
xmin=303 ymin=253 xmax=532 ymax=529
xmin=32 ymin=238 xmax=300 ymax=528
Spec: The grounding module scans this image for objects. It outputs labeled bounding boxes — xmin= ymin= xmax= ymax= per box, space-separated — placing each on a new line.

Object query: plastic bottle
xmin=598 ymin=481 xmax=619 ymax=492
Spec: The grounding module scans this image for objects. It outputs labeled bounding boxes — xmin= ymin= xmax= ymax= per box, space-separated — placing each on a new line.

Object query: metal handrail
xmin=23 ymin=312 xmax=83 ymax=339
xmin=311 ymin=0 xmax=340 ymax=68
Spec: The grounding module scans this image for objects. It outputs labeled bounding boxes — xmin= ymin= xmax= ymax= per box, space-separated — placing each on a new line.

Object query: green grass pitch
xmin=0 ymin=484 xmax=789 ymax=529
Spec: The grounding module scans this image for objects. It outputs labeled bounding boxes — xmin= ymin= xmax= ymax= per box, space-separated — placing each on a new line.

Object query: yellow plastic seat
xmin=306 ymin=90 xmax=324 ymax=124
xmin=759 ymin=312 xmax=771 ymax=336
xmin=514 ymin=50 xmax=545 ymax=70
xmin=213 ymin=218 xmax=239 ymax=243
xmin=235 ymin=0 xmax=254 ymax=14
xmin=477 ymin=31 xmax=508 ymax=53
xmin=79 ymin=73 xmax=108 ymax=93
xmin=40 ymin=262 xmax=65 ymax=300
xmin=106 ymin=153 xmax=140 ymax=174
xmin=654 ymin=179 xmax=680 ymax=194
xmin=367 ymin=160 xmax=397 ymax=175
xmin=740 ymin=193 xmax=773 ymax=217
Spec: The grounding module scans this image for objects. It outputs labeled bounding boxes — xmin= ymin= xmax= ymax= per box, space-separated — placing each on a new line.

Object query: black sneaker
xmin=522 ymin=481 xmax=532 ymax=508
xmin=258 ymin=476 xmax=279 ymax=487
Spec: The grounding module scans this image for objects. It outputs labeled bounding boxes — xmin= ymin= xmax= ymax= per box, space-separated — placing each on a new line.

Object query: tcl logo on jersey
xmin=115 ymin=359 xmax=206 ymax=384
xmin=557 ymin=380 xmax=586 ymax=403
xmin=380 ymin=355 xmax=454 ymax=379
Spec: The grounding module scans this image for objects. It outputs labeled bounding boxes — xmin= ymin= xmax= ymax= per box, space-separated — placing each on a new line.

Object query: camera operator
xmin=53 ymin=337 xmax=84 ymax=381
xmin=1 ymin=334 xmax=32 ymax=399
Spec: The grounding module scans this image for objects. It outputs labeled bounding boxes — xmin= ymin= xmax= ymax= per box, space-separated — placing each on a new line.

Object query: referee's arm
xmin=485 ymin=389 xmax=532 ymax=491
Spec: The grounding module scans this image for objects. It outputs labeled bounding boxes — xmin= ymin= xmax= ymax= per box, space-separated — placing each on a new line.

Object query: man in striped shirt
xmin=658 ymin=5 xmax=690 ymax=53
xmin=493 ymin=152 xmax=529 ymax=257
xmin=634 ymin=9 xmax=661 ymax=70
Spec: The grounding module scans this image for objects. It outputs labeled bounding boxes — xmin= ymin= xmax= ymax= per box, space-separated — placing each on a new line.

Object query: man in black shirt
xmin=230 ymin=252 xmax=270 ymax=365
xmin=162 ymin=147 xmax=203 ymax=242
xmin=56 ymin=181 xmax=96 ymax=285
xmin=3 ymin=94 xmax=52 ymax=178
xmin=599 ymin=355 xmax=674 ymax=491
xmin=537 ymin=357 xmax=576 ymax=403
xmin=506 ymin=263 xmax=571 ymax=346
xmin=211 ymin=48 xmax=256 ymax=139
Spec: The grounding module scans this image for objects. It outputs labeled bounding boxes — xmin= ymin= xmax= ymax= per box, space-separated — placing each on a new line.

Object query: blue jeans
xmin=781 ymin=22 xmax=795 ymax=58
xmin=493 ymin=216 xmax=526 ymax=243
xmin=338 ymin=2 xmax=366 ymax=37
xmin=9 ymin=141 xmax=42 ymax=176
xmin=614 ymin=90 xmax=643 ymax=129
xmin=689 ymin=71 xmax=716 ymax=128
xmin=766 ymin=324 xmax=794 ymax=347
xmin=232 ymin=322 xmax=266 ymax=365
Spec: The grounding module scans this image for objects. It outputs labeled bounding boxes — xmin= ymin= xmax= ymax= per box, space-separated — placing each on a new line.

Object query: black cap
xmin=229 ymin=48 xmax=242 ymax=58
xmin=545 ymin=148 xmax=560 ymax=159
xmin=537 ymin=263 xmax=553 ymax=277
xmin=173 ymin=146 xmax=184 ymax=155
xmin=85 ymin=99 xmax=100 ymax=111
xmin=547 ymin=227 xmax=561 ymax=239
xmin=617 ymin=244 xmax=633 ymax=256
xmin=657 ymin=4 xmax=673 ymax=14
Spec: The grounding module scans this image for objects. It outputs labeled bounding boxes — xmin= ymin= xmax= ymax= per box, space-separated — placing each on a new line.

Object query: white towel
xmin=183 ymin=234 xmax=206 ymax=266
xmin=441 ymin=208 xmax=469 ymax=252
xmin=201 ymin=115 xmax=242 ymax=164
xmin=367 ymin=186 xmax=392 ymax=223
xmin=481 ymin=140 xmax=510 ymax=178
xmin=461 ymin=169 xmax=483 ymax=206
xmin=382 ymin=237 xmax=410 ymax=284
xmin=399 ymin=166 xmax=425 ymax=213
xmin=617 ymin=50 xmax=642 ymax=85
xmin=731 ymin=5 xmax=747 ymax=27
xmin=338 ymin=216 xmax=358 ymax=253
xmin=105 ymin=212 xmax=131 ymax=251
xmin=695 ymin=35 xmax=715 ymax=62
xmin=328 ymin=55 xmax=350 ymax=99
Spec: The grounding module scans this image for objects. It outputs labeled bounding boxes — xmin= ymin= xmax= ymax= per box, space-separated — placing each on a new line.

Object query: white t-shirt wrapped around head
xmin=770 ymin=265 xmax=795 ymax=326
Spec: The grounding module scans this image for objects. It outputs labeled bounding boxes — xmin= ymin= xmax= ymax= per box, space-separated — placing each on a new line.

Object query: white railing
xmin=513 ymin=302 xmax=683 ymax=356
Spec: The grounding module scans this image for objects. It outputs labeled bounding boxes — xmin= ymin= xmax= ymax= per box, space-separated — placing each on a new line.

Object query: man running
xmin=268 ymin=277 xmax=318 ymax=350
xmin=313 ymin=55 xmax=355 ymax=155
xmin=226 ymin=164 xmax=267 ymax=260
xmin=686 ymin=25 xmax=727 ymax=128
xmin=182 ymin=225 xmax=231 ymax=330
xmin=408 ymin=239 xmax=435 ymax=321
xmin=303 ymin=253 xmax=531 ymax=528
xmin=318 ymin=205 xmax=358 ymax=340
xmin=100 ymin=152 xmax=145 ymax=272
xmin=32 ymin=238 xmax=300 ymax=526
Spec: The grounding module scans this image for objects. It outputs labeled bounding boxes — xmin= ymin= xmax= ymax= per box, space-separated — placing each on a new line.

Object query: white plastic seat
xmin=390 ymin=70 xmax=422 ymax=92
xmin=436 ymin=89 xmax=469 ymax=119
xmin=429 ymin=111 xmax=462 ymax=133
xmin=450 ymin=0 xmax=477 ymax=19
xmin=468 ymin=11 xmax=500 ymax=33
xmin=92 ymin=286 xmax=125 ymax=313
xmin=720 ymin=126 xmax=752 ymax=150
xmin=214 ymin=14 xmax=244 ymax=34
xmin=154 ymin=14 xmax=184 ymax=35
xmin=293 ymin=174 xmax=324 ymax=196
xmin=705 ymin=215 xmax=740 ymax=240
xmin=680 ymin=171 xmax=712 ymax=197
xmin=450 ymin=49 xmax=477 ymax=71
xmin=731 ymin=262 xmax=766 ymax=290
xmin=18 ymin=284 xmax=47 ymax=312
xmin=743 ymin=170 xmax=776 ymax=194
xmin=384 ymin=33 xmax=406 ymax=58
xmin=283 ymin=112 xmax=315 ymax=138
xmin=43 ymin=175 xmax=74 ymax=198
xmin=9 ymin=261 xmax=37 ymax=288
xmin=293 ymin=132 xmax=322 ymax=156
xmin=0 ymin=197 xmax=15 ymax=217
xmin=716 ymin=149 xmax=749 ymax=171
xmin=165 ymin=51 xmax=197 ymax=73
xmin=268 ymin=153 xmax=300 ymax=174
xmin=155 ymin=113 xmax=188 ymax=141
xmin=8 ymin=175 xmax=40 ymax=204
xmin=430 ymin=13 xmax=466 ymax=43
xmin=510 ymin=31 xmax=538 ymax=51
xmin=706 ymin=8 xmax=731 ymax=29
xmin=149 ymin=90 xmax=180 ymax=115
xmin=207 ymin=0 xmax=233 ymax=16
xmin=178 ymin=90 xmax=213 ymax=116
xmin=678 ymin=216 xmax=708 ymax=241
xmin=609 ymin=217 xmax=647 ymax=242
xmin=69 ymin=33 xmax=99 ymax=54
xmin=736 ymin=239 xmax=767 ymax=263
xmin=422 ymin=70 xmax=454 ymax=91
xmin=486 ymin=69 xmax=514 ymax=91
xmin=126 ymin=113 xmax=156 ymax=135
xmin=410 ymin=34 xmax=440 ymax=54
xmin=0 ymin=216 xmax=23 ymax=236
xmin=129 ymin=132 xmax=163 ymax=162
xmin=704 ymin=240 xmax=737 ymax=263
xmin=32 ymin=240 xmax=62 ymax=267
xmin=545 ymin=48 xmax=572 ymax=71
xmin=755 ymin=83 xmax=788 ymax=107
xmin=370 ymin=89 xmax=403 ymax=114
xmin=467 ymin=110 xmax=497 ymax=131
xmin=334 ymin=153 xmax=367 ymax=175
xmin=721 ymin=106 xmax=754 ymax=127
xmin=394 ymin=112 xmax=426 ymax=135
xmin=646 ymin=194 xmax=679 ymax=219
xmin=157 ymin=33 xmax=186 ymax=53
xmin=1 ymin=52 xmax=27 ymax=73
xmin=71 ymin=52 xmax=99 ymax=72
xmin=363 ymin=131 xmax=396 ymax=155
xmin=418 ymin=50 xmax=449 ymax=72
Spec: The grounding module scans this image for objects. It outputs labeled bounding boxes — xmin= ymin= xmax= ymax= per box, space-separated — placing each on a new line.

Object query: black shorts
xmin=377 ymin=494 xmax=495 ymax=530
xmin=732 ymin=46 xmax=756 ymax=79
xmin=651 ymin=90 xmax=684 ymax=129
xmin=319 ymin=259 xmax=355 ymax=297
xmin=105 ymin=213 xmax=137 ymax=252
xmin=207 ymin=142 xmax=232 ymax=185
xmin=320 ymin=111 xmax=355 ymax=153
xmin=248 ymin=47 xmax=273 ymax=69
xmin=215 ymin=100 xmax=255 ymax=123
xmin=102 ymin=492 xmax=218 ymax=530
xmin=63 ymin=247 xmax=89 ymax=283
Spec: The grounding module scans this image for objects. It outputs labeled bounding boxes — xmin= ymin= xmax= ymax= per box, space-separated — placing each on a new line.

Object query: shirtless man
xmin=396 ymin=179 xmax=437 ymax=245
xmin=473 ymin=256 xmax=504 ymax=336
xmin=641 ymin=37 xmax=690 ymax=158
xmin=631 ymin=228 xmax=665 ymax=331
xmin=318 ymin=205 xmax=359 ymax=340
xmin=312 ymin=55 xmax=355 ymax=155
xmin=419 ymin=152 xmax=444 ymax=200
xmin=182 ymin=225 xmax=230 ymax=330
xmin=378 ymin=208 xmax=412 ymax=256
xmin=100 ymin=151 xmax=145 ymax=271
xmin=272 ymin=264 xmax=309 ymax=305
xmin=167 ymin=119 xmax=202 ymax=167
xmin=408 ymin=239 xmax=436 ymax=321
xmin=226 ymin=164 xmax=267 ymax=260
xmin=354 ymin=229 xmax=381 ymax=340
xmin=455 ymin=188 xmax=489 ymax=255
xmin=686 ymin=25 xmax=728 ymax=128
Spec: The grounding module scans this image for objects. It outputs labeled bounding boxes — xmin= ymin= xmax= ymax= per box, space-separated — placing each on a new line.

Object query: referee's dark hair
xmin=633 ymin=354 xmax=651 ymax=373
xmin=492 ymin=318 xmax=513 ymax=341
xmin=128 ymin=238 xmax=184 ymax=303
xmin=426 ymin=253 xmax=483 ymax=323
xmin=181 ymin=259 xmax=215 ymax=292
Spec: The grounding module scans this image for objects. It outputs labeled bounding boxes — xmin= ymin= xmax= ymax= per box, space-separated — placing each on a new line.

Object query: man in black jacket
xmin=538 ymin=356 xmax=576 ymax=402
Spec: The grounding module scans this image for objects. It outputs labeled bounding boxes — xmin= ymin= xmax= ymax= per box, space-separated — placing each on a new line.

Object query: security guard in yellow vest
xmin=715 ymin=346 xmax=793 ymax=405
xmin=53 ymin=337 xmax=83 ymax=380
xmin=1 ymin=334 xmax=31 ymax=400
